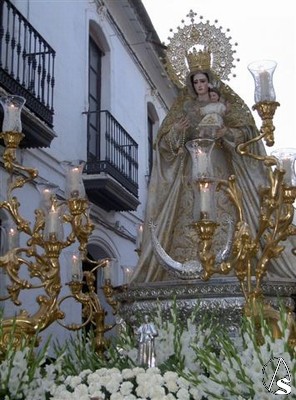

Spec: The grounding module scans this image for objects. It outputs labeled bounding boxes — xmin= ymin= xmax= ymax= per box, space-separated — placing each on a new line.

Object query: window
xmin=88 ymin=37 xmax=103 ymax=161
xmin=147 ymin=103 xmax=159 ymax=178
xmin=147 ymin=115 xmax=154 ymax=176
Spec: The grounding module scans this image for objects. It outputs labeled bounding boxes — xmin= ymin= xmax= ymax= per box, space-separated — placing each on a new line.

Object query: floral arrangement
xmin=0 ymin=303 xmax=296 ymax=400
xmin=50 ymin=367 xmax=202 ymax=400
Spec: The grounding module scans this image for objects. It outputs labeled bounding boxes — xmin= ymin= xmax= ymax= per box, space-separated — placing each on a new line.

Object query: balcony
xmin=83 ymin=110 xmax=140 ymax=212
xmin=0 ymin=0 xmax=56 ymax=148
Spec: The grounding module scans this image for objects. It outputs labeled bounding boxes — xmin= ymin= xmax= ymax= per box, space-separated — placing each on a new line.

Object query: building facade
xmin=0 ymin=0 xmax=176 ymax=345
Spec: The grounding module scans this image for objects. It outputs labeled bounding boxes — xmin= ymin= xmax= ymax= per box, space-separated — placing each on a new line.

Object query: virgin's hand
xmin=174 ymin=116 xmax=190 ymax=132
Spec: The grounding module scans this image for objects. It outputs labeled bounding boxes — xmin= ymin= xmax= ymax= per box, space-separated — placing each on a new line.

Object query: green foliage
xmin=53 ymin=325 xmax=138 ymax=376
xmin=52 ymin=328 xmax=104 ymax=376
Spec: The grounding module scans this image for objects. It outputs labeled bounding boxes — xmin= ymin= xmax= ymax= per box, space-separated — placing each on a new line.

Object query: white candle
xmin=259 ymin=71 xmax=270 ymax=101
xmin=41 ymin=188 xmax=53 ymax=210
xmin=47 ymin=205 xmax=59 ymax=234
xmin=136 ymin=224 xmax=143 ymax=249
xmin=122 ymin=265 xmax=133 ymax=284
xmin=124 ymin=267 xmax=132 ymax=284
xmin=71 ymin=254 xmax=82 ymax=280
xmin=42 ymin=188 xmax=51 ymax=203
xmin=200 ymin=182 xmax=211 ymax=214
xmin=104 ymin=260 xmax=111 ymax=282
xmin=7 ymin=227 xmax=19 ymax=249
xmin=68 ymin=168 xmax=80 ymax=191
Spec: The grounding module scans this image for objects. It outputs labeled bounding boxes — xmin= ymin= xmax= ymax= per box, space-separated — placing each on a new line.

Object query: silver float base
xmin=116 ymin=277 xmax=296 ymax=334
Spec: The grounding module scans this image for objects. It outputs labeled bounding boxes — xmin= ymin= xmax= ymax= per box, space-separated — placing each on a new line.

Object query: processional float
xmin=118 ymin=11 xmax=296 ymax=347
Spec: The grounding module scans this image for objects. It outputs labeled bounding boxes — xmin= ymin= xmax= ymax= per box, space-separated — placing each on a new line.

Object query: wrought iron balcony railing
xmin=85 ymin=110 xmax=139 ymax=199
xmin=0 ymin=0 xmax=55 ymax=127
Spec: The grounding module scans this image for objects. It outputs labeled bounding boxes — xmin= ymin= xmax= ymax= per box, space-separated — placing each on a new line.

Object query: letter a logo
xmin=262 ymin=356 xmax=291 ymax=395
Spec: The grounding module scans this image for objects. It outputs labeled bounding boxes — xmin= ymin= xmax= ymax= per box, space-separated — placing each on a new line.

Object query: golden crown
xmin=186 ymin=48 xmax=211 ymax=72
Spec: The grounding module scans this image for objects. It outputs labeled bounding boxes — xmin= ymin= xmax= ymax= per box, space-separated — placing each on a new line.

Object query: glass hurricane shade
xmin=248 ymin=60 xmax=277 ymax=103
xmin=36 ymin=181 xmax=60 ymax=210
xmin=0 ymin=223 xmax=19 ymax=255
xmin=185 ymin=139 xmax=217 ymax=221
xmin=185 ymin=139 xmax=215 ymax=181
xmin=61 ymin=160 xmax=86 ymax=199
xmin=0 ymin=95 xmax=26 ymax=133
xmin=121 ymin=265 xmax=133 ymax=285
xmin=271 ymin=148 xmax=296 ymax=186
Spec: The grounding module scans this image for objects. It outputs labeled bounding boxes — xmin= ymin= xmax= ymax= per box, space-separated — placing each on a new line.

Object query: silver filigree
xmin=115 ymin=278 xmax=296 ymax=334
xmin=165 ymin=10 xmax=239 ymax=87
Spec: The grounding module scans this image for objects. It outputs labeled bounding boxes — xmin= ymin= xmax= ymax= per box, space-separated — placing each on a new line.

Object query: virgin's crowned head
xmin=185 ymin=48 xmax=217 ymax=96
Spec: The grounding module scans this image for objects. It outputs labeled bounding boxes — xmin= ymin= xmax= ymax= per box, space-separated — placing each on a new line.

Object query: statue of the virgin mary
xmin=131 ymin=12 xmax=296 ymax=283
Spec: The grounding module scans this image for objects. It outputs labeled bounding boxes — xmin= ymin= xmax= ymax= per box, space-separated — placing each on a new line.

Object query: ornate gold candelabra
xmin=195 ymin=61 xmax=296 ymax=346
xmin=0 ymin=95 xmax=118 ymax=357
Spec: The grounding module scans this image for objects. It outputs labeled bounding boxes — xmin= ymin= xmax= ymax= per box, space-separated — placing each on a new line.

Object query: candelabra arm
xmin=0 ymin=250 xmax=29 ymax=304
xmin=57 ymin=279 xmax=94 ymax=331
xmin=237 ymin=135 xmax=279 ymax=166
xmin=0 ymin=131 xmax=24 ymax=171
xmin=237 ymin=100 xmax=280 ymax=165
xmin=232 ymin=223 xmax=257 ymax=284
xmin=218 ymin=176 xmax=244 ymax=221
xmin=85 ymin=256 xmax=109 ymax=269
xmin=217 ymin=177 xmax=262 ymax=296
xmin=93 ymin=309 xmax=114 ymax=358
xmin=253 ymin=170 xmax=296 ymax=288
xmin=253 ymin=101 xmax=280 ymax=147
xmin=103 ymin=279 xmax=119 ymax=314
xmin=193 ymin=219 xmax=220 ymax=280
xmin=0 ymin=130 xmax=37 ymax=181
xmin=64 ymin=204 xmax=95 ymax=253
xmin=0 ymin=296 xmax=66 ymax=355
xmin=3 ymin=156 xmax=38 ymax=201
xmin=65 ymin=272 xmax=117 ymax=357
xmin=30 ymin=209 xmax=46 ymax=240
xmin=0 ymin=144 xmax=40 ymax=237
xmin=254 ymin=178 xmax=282 ymax=245
xmin=0 ymin=197 xmax=32 ymax=235
xmin=6 ymin=160 xmax=38 ymax=188
xmin=0 ymin=276 xmax=64 ymax=352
